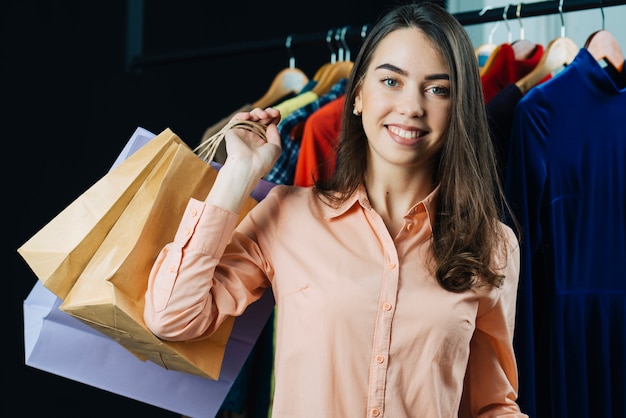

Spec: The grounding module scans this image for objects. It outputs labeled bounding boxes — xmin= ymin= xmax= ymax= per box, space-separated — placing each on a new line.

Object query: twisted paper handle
xmin=194 ymin=119 xmax=268 ymax=162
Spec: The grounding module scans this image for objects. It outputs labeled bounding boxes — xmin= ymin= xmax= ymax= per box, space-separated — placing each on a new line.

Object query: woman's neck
xmin=364 ymin=167 xmax=434 ymax=236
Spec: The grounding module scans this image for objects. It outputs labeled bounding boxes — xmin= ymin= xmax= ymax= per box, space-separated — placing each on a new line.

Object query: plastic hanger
xmin=312 ymin=26 xmax=353 ymax=96
xmin=475 ymin=6 xmax=500 ymax=69
xmin=252 ymin=35 xmax=309 ymax=109
xmin=515 ymin=0 xmax=578 ymax=94
xmin=584 ymin=2 xmax=624 ymax=72
xmin=480 ymin=5 xmax=512 ymax=77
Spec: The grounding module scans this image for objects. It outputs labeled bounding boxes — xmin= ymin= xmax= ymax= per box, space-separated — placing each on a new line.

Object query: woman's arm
xmin=143 ymin=108 xmax=281 ymax=341
xmin=459 ymin=225 xmax=529 ymax=417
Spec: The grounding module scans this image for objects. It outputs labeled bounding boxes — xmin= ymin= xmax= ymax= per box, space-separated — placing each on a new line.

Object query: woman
xmin=144 ymin=2 xmax=527 ymax=416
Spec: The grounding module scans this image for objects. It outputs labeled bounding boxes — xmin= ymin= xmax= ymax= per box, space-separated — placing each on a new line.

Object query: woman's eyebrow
xmin=426 ymin=73 xmax=450 ymax=80
xmin=375 ymin=63 xmax=407 ymax=75
xmin=374 ymin=63 xmax=449 ymax=80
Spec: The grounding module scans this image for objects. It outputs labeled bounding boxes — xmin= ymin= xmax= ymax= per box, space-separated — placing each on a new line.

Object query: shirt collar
xmin=320 ymin=183 xmax=440 ymax=229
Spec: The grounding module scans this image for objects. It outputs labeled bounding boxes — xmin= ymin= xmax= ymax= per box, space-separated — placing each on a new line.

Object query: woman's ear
xmin=353 ymin=92 xmax=363 ymax=116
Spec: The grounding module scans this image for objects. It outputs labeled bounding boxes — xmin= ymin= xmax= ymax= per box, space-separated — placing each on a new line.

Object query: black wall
xmin=6 ymin=0 xmax=414 ymax=416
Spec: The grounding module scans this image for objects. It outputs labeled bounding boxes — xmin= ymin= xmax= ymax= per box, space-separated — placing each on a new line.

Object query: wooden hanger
xmin=515 ymin=1 xmax=579 ymax=95
xmin=515 ymin=36 xmax=578 ymax=95
xmin=312 ymin=27 xmax=353 ymax=96
xmin=476 ymin=43 xmax=497 ymax=68
xmin=585 ymin=29 xmax=624 ymax=73
xmin=252 ymin=35 xmax=309 ymax=109
xmin=312 ymin=61 xmax=353 ymax=96
xmin=479 ymin=44 xmax=503 ymax=77
xmin=311 ymin=29 xmax=339 ymax=83
xmin=252 ymin=67 xmax=308 ymax=109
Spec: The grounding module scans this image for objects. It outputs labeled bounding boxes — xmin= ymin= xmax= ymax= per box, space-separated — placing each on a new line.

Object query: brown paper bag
xmin=59 ymin=135 xmax=257 ymax=380
xmin=17 ymin=129 xmax=182 ymax=300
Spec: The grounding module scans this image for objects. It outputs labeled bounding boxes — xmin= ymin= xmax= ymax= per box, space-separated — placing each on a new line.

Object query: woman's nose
xmin=397 ymin=89 xmax=425 ymax=117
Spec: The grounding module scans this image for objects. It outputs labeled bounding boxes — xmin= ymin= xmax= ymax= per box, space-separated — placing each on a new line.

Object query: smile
xmin=388 ymin=125 xmax=424 ymax=139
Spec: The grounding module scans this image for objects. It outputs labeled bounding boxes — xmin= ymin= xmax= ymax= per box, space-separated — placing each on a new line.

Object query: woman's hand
xmin=206 ymin=107 xmax=282 ymax=213
xmin=224 ymin=107 xmax=282 ymax=180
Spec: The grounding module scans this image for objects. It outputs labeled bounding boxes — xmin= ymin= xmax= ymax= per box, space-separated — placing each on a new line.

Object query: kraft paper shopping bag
xmin=17 ymin=129 xmax=182 ymax=300
xmin=59 ymin=135 xmax=257 ymax=379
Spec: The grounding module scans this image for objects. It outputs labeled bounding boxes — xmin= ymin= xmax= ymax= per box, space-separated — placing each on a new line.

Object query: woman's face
xmin=354 ymin=27 xmax=452 ymax=172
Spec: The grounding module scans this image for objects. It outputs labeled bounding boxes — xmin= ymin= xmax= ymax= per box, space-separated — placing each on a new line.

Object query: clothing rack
xmin=127 ymin=0 xmax=626 ymax=71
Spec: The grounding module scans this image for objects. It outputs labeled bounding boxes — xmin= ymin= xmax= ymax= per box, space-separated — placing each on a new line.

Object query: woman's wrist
xmin=205 ymin=157 xmax=261 ymax=213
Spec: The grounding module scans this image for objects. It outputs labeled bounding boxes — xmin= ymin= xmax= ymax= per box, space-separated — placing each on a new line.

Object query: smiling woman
xmin=142 ymin=2 xmax=528 ymax=417
xmin=353 ymin=28 xmax=451 ymax=199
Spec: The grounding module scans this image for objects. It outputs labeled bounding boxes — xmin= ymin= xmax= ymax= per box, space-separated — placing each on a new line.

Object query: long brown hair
xmin=315 ymin=1 xmax=515 ymax=292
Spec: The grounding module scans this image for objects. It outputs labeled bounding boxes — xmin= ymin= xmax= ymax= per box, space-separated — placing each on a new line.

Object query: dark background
xmin=5 ymin=0 xmax=419 ymax=416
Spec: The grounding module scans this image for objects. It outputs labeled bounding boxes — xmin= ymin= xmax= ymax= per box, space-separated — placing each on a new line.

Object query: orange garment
xmin=481 ymin=43 xmax=549 ymax=103
xmin=144 ymin=184 xmax=526 ymax=417
xmin=293 ymin=95 xmax=344 ymax=187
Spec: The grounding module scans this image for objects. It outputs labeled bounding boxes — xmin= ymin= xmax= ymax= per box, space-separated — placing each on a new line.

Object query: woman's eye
xmin=382 ymin=77 xmax=398 ymax=87
xmin=429 ymin=85 xmax=450 ymax=96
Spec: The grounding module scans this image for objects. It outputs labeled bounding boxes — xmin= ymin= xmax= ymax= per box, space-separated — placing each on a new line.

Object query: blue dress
xmin=505 ymin=48 xmax=626 ymax=418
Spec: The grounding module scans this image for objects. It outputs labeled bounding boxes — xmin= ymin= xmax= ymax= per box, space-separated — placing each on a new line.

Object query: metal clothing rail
xmin=454 ymin=0 xmax=624 ymax=25
xmin=127 ymin=0 xmax=626 ymax=70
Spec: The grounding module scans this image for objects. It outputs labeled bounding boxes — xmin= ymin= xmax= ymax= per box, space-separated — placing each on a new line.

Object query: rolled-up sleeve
xmin=144 ymin=198 xmax=243 ymax=341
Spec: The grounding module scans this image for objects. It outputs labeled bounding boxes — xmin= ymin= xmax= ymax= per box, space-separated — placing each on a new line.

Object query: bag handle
xmin=194 ymin=119 xmax=268 ymax=161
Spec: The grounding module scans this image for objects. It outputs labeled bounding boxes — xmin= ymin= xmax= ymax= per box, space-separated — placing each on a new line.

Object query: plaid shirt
xmin=265 ymin=78 xmax=348 ymax=185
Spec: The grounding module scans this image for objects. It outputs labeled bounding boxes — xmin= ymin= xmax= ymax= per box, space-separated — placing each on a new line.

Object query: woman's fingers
xmin=228 ymin=107 xmax=281 ymax=144
xmin=264 ymin=123 xmax=281 ymax=147
xmin=243 ymin=107 xmax=281 ymax=125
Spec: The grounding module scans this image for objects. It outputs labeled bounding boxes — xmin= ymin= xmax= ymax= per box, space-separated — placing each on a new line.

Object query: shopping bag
xmin=24 ymin=280 xmax=275 ymax=417
xmin=22 ymin=127 xmax=278 ymax=414
xmin=57 ymin=132 xmax=257 ymax=380
xmin=17 ymin=128 xmax=182 ymax=300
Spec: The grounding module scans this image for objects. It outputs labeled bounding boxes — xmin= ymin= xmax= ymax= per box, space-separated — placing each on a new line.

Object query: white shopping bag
xmin=24 ymin=280 xmax=274 ymax=417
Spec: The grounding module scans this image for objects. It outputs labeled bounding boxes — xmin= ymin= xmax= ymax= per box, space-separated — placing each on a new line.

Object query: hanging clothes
xmin=293 ymin=94 xmax=345 ymax=187
xmin=485 ymin=83 xmax=524 ymax=184
xmin=265 ymin=78 xmax=348 ymax=185
xmin=481 ymin=42 xmax=548 ymax=103
xmin=504 ymin=47 xmax=626 ymax=418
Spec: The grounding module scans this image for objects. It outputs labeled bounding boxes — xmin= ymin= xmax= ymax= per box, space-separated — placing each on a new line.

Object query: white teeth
xmin=388 ymin=126 xmax=420 ymax=139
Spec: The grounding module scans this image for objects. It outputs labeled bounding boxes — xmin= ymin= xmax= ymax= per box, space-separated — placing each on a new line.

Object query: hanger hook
xmin=285 ymin=34 xmax=296 ymax=68
xmin=502 ymin=4 xmax=512 ymax=43
xmin=516 ymin=3 xmax=525 ymax=41
xmin=599 ymin=0 xmax=605 ymax=30
xmin=341 ymin=26 xmax=351 ymax=62
xmin=480 ymin=6 xmax=500 ymax=45
xmin=334 ymin=28 xmax=345 ymax=62
xmin=361 ymin=24 xmax=368 ymax=40
xmin=326 ymin=29 xmax=337 ymax=64
xmin=558 ymin=0 xmax=566 ymax=38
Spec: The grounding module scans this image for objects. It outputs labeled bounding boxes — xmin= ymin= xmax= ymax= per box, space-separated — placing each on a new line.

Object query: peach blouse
xmin=144 ymin=184 xmax=527 ymax=417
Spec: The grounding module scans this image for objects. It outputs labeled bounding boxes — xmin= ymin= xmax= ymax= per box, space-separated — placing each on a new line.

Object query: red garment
xmin=294 ymin=95 xmax=345 ymax=187
xmin=481 ymin=43 xmax=549 ymax=103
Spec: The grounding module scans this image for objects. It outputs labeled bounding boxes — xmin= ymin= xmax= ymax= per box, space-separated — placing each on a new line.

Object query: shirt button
xmin=383 ymin=303 xmax=392 ymax=311
xmin=387 ymin=262 xmax=396 ymax=270
xmin=184 ymin=228 xmax=191 ymax=236
xmin=406 ymin=223 xmax=413 ymax=231
xmin=168 ymin=264 xmax=176 ymax=273
xmin=190 ymin=208 xmax=198 ymax=217
xmin=376 ymin=355 xmax=384 ymax=363
xmin=371 ymin=408 xmax=380 ymax=417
